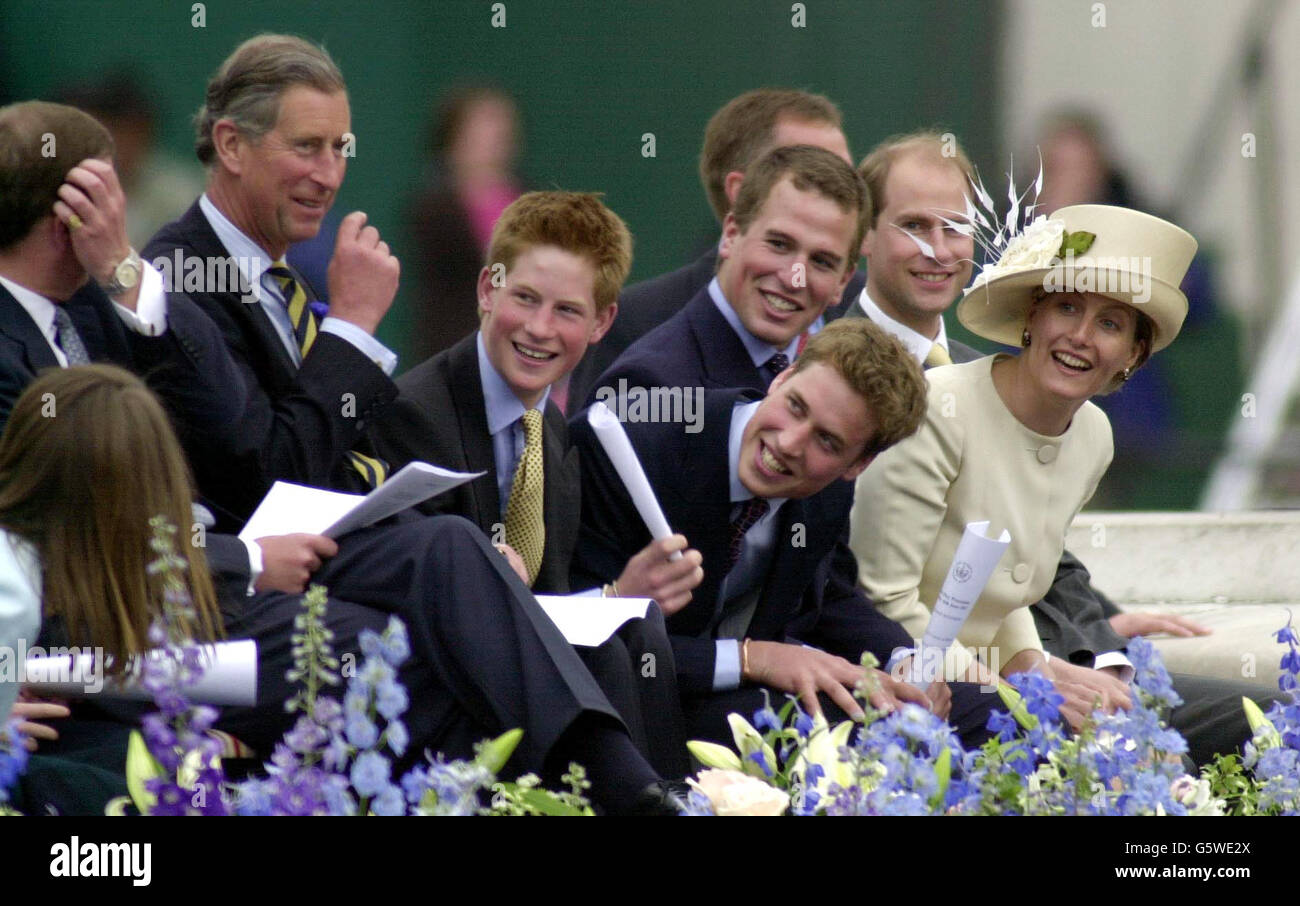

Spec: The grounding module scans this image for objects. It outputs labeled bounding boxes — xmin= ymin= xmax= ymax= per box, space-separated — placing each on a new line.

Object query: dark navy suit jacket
xmin=144 ymin=201 xmax=397 ymax=530
xmin=570 ymin=389 xmax=912 ymax=695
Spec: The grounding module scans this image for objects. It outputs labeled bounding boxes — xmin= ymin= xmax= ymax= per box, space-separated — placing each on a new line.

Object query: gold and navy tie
xmin=268 ymin=260 xmax=387 ymax=488
xmin=504 ymin=409 xmax=545 ymax=586
xmin=267 ymin=260 xmax=318 ymax=357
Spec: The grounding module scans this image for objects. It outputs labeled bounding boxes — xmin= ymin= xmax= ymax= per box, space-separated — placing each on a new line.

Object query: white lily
xmin=727 ymin=713 xmax=779 ymax=779
xmin=789 ymin=712 xmax=855 ymax=804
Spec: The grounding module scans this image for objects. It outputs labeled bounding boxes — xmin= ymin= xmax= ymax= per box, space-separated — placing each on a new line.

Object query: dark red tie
xmin=728 ymin=496 xmax=770 ymax=571
xmin=763 ymin=352 xmax=789 ymax=387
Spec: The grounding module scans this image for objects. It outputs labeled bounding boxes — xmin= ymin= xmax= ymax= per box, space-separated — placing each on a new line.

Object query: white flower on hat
xmin=973 ymin=215 xmax=1064 ymax=286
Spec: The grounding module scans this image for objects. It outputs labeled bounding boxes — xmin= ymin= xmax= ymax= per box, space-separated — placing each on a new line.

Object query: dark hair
xmin=0 ymin=101 xmax=114 ymax=250
xmin=698 ymin=88 xmax=842 ymax=223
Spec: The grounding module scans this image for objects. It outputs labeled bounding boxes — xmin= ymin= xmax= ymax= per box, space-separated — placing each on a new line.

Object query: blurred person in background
xmin=408 ymin=85 xmax=525 ymax=362
xmin=53 ymin=70 xmax=205 ymax=251
xmin=1034 ymin=108 xmax=1222 ymax=508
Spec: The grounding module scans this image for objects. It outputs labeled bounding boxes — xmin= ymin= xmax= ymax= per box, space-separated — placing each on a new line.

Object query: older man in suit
xmin=142 ymin=34 xmax=400 ymax=530
xmin=567 ymin=89 xmax=864 ymax=408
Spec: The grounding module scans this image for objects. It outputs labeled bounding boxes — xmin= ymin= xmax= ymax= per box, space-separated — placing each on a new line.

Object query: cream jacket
xmin=850 ymin=355 xmax=1113 ymax=672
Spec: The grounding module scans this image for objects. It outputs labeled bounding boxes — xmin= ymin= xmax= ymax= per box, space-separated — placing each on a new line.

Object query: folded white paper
xmin=238 ymin=461 xmax=483 ymax=542
xmin=23 ymin=639 xmax=258 ymax=705
xmin=586 ymin=403 xmax=682 ymax=559
xmin=534 ymin=595 xmax=653 ymax=648
xmin=910 ymin=520 xmax=1011 ymax=687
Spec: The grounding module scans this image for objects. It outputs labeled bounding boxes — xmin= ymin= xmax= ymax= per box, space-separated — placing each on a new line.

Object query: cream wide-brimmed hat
xmin=956 ymin=204 xmax=1197 ymax=353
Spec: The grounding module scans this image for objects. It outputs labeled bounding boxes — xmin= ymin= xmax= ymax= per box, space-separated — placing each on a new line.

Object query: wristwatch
xmin=101 ymin=248 xmax=143 ymax=296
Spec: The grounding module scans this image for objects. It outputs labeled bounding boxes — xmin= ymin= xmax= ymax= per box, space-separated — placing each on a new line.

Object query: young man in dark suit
xmin=372 ymin=191 xmax=703 ymax=776
xmin=595 ymin=144 xmax=867 ymax=401
xmin=572 ymin=319 xmax=1000 ymax=746
xmin=567 ymin=89 xmax=864 ymax=407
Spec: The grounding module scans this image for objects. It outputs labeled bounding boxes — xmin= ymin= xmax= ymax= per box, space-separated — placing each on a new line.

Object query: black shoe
xmin=625 ymin=780 xmax=691 ymax=816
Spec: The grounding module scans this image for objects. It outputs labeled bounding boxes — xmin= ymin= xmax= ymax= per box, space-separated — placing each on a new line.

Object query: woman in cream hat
xmin=849 ymin=204 xmax=1196 ymax=728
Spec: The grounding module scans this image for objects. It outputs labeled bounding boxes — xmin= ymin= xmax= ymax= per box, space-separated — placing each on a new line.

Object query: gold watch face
xmin=114 ymin=255 xmax=141 ymax=290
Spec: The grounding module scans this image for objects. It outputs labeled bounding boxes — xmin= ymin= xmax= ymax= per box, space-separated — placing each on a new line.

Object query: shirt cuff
xmin=320 ymin=317 xmax=398 ymax=375
xmin=241 ymin=537 xmax=264 ymax=597
xmin=713 ymin=639 xmax=742 ymax=691
xmin=570 ymin=586 xmax=603 ymax=597
xmin=110 ymin=262 xmax=168 ymax=336
xmin=1093 ymin=651 xmax=1136 ymax=683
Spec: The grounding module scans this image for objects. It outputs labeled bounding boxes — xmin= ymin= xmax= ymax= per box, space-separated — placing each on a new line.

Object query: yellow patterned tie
xmin=924 ymin=343 xmax=953 ymax=367
xmin=505 ymin=409 xmax=545 ymax=586
xmin=268 ymin=260 xmax=387 ymax=488
xmin=267 ymin=260 xmax=318 ymax=356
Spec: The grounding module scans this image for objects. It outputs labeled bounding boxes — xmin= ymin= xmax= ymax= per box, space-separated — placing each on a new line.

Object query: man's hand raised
xmin=53 ymin=158 xmax=139 ymax=309
xmin=326 ymin=211 xmax=399 ymax=335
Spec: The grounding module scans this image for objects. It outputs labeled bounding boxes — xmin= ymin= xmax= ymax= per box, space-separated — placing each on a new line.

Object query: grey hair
xmin=194 ymin=33 xmax=345 ymax=165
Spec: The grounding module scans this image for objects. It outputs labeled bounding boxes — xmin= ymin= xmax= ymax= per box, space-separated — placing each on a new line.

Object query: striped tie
xmin=268 ymin=261 xmax=387 ymax=488
xmin=267 ymin=260 xmax=319 ymax=357
xmin=505 ymin=409 xmax=545 ymax=586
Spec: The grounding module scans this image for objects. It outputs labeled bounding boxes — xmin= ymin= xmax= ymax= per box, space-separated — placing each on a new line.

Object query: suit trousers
xmin=223 ymin=514 xmax=621 ymax=775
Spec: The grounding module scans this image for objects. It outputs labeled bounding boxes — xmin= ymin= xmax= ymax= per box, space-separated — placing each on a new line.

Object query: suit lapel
xmin=444 ymin=336 xmax=502 ymax=527
xmin=0 ymin=286 xmax=60 ymax=374
xmin=176 ymin=201 xmax=300 ymax=383
xmin=653 ymin=390 xmax=745 ymax=635
xmin=539 ymin=402 xmax=579 ymax=593
xmin=682 ymin=289 xmax=766 ymax=392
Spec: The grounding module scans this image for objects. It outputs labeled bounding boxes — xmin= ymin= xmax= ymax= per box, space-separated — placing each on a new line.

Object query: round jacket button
xmin=1012 ymin=562 xmax=1031 ymax=583
xmin=1036 ymin=445 xmax=1058 ymax=464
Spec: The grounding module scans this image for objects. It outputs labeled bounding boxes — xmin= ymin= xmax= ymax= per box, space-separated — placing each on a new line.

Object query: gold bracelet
xmin=741 ymin=638 xmax=751 ymax=682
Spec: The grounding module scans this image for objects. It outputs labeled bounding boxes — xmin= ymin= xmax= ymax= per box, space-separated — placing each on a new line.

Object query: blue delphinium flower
xmin=679 ymin=790 xmax=715 ymax=816
xmin=752 ymin=706 xmax=781 ymax=734
xmin=350 ymin=748 xmax=391 ymax=799
xmin=1126 ymin=637 xmax=1183 ymax=711
xmin=345 ymin=712 xmax=379 ymax=749
xmin=0 ymin=719 xmax=30 ymax=805
xmin=385 ymin=719 xmax=409 ymax=758
xmin=374 ymin=679 xmax=409 ymax=722
xmin=371 ymin=782 xmax=405 ymax=816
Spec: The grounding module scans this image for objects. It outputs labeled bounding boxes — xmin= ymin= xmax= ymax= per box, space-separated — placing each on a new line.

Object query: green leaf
xmin=514 ymin=787 xmax=589 ymax=816
xmin=996 ymin=684 xmax=1038 ymax=731
xmin=475 ymin=728 xmax=523 ymax=774
xmin=930 ymin=746 xmax=952 ymax=811
xmin=1057 ymin=231 xmax=1096 ymax=258
xmin=124 ymin=730 xmax=166 ymax=814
